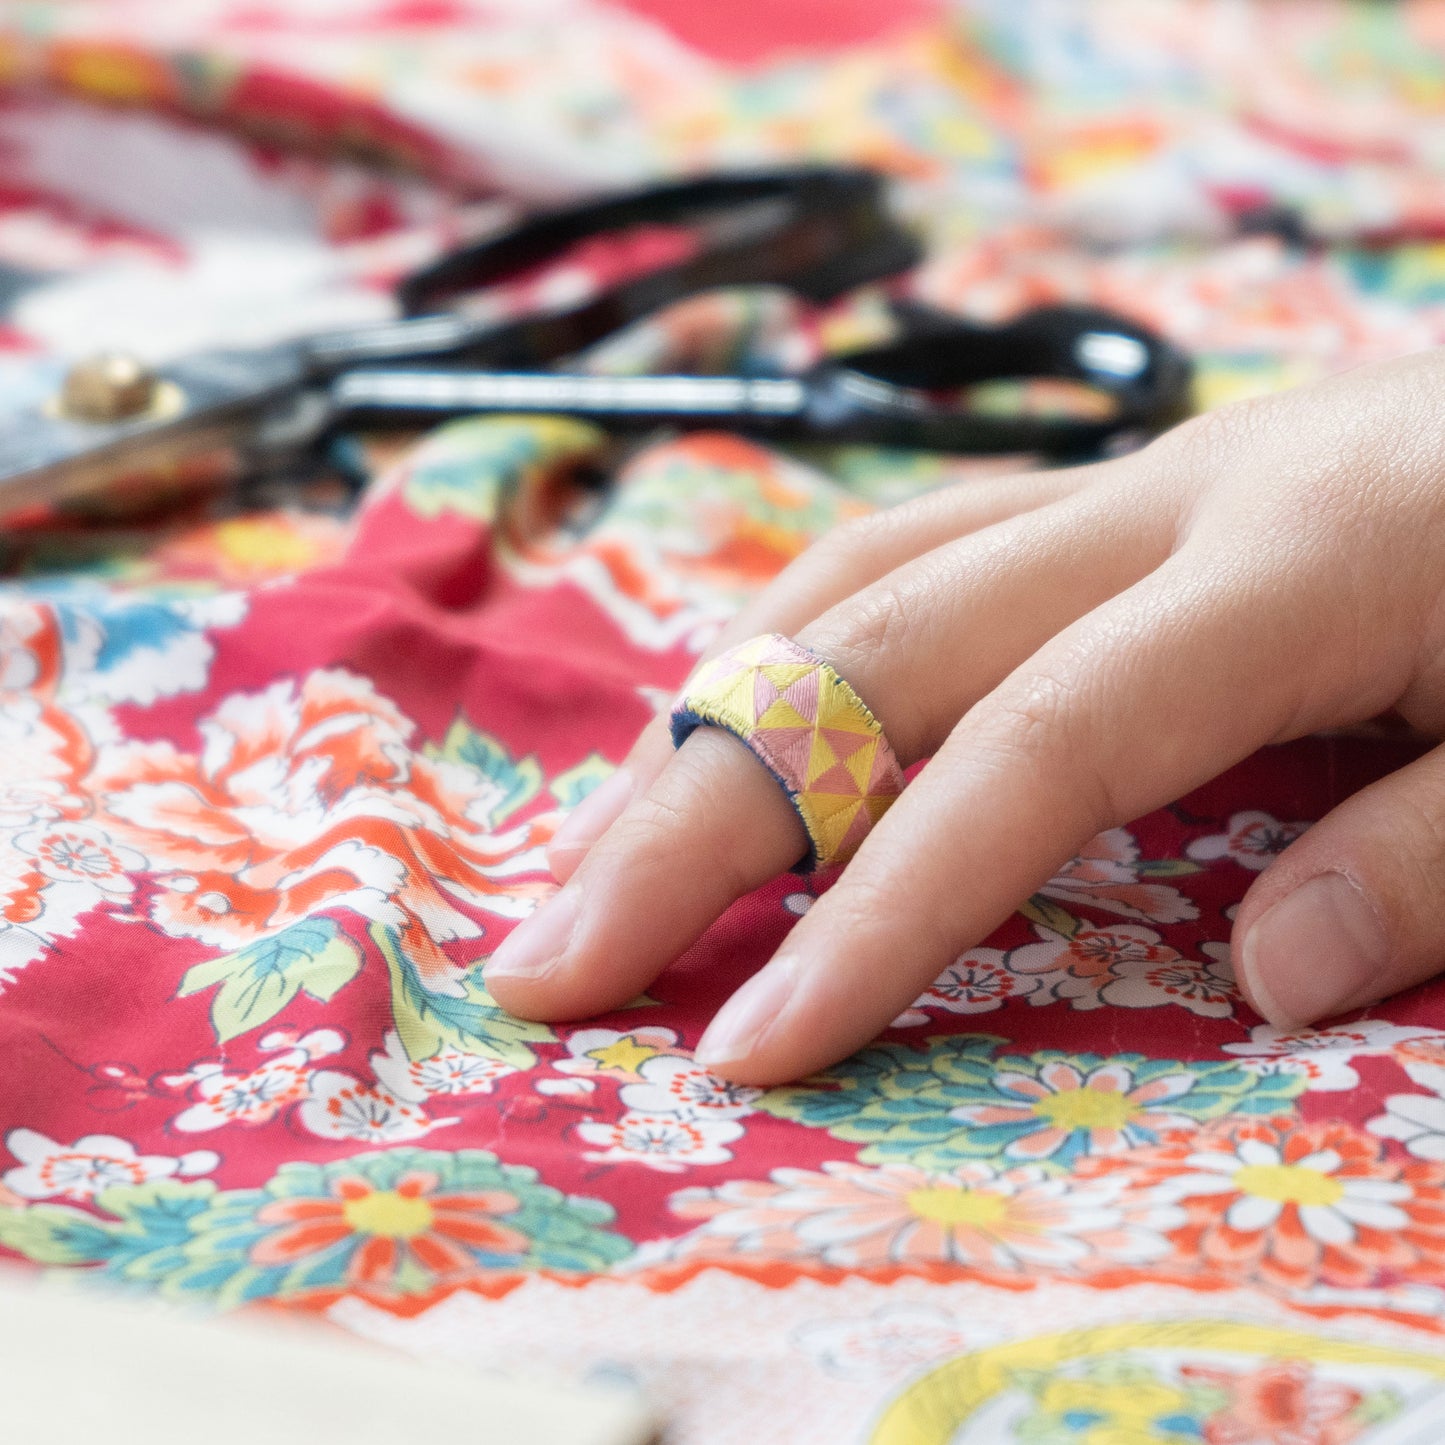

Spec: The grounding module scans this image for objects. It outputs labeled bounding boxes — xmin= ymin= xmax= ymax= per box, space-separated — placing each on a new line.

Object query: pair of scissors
xmin=0 ymin=166 xmax=1189 ymax=519
xmin=333 ymin=299 xmax=1189 ymax=456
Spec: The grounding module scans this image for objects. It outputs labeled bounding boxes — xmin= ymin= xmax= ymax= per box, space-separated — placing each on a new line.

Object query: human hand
xmin=486 ymin=348 xmax=1445 ymax=1084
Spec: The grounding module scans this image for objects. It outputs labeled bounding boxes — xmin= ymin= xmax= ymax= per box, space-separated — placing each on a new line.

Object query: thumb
xmin=1233 ymin=741 xmax=1445 ymax=1027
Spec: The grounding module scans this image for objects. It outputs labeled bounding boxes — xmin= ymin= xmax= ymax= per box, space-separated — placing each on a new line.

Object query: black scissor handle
xmin=302 ymin=168 xmax=920 ymax=379
xmin=397 ymin=166 xmax=915 ymax=315
xmin=815 ymin=302 xmax=1193 ymax=454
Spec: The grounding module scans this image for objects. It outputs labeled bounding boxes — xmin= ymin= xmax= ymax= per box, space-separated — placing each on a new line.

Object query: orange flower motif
xmin=252 ymin=1170 xmax=528 ymax=1287
xmin=1179 ymin=1359 xmax=1367 ymax=1445
xmin=1079 ymin=1116 xmax=1445 ymax=1290
xmin=92 ymin=670 xmax=551 ymax=990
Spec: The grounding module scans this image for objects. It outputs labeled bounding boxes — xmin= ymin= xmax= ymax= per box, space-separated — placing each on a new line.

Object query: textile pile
xmin=0 ymin=3 xmax=1444 ymax=1440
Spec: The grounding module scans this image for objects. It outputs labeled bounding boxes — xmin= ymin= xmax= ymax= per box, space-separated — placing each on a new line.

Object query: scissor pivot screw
xmin=57 ymin=353 xmax=163 ymax=423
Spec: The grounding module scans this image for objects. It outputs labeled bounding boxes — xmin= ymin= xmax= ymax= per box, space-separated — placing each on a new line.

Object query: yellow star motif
xmin=585 ymin=1036 xmax=659 ymax=1073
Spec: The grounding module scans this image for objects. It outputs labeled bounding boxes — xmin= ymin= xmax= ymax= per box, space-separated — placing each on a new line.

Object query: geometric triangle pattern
xmin=670 ymin=632 xmax=905 ymax=872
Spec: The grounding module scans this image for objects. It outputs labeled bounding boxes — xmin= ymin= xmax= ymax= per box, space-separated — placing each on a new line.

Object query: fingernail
xmin=486 ymin=887 xmax=580 ymax=983
xmin=1238 ymin=871 xmax=1388 ymax=1028
xmin=696 ymin=961 xmax=795 ymax=1067
xmin=549 ymin=769 xmax=634 ymax=857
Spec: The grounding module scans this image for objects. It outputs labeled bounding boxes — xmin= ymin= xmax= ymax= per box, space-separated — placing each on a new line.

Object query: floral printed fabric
xmin=2 ymin=3 xmax=1445 ymax=1443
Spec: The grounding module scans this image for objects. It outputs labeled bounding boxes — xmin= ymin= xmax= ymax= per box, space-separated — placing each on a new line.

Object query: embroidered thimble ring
xmin=669 ymin=633 xmax=905 ymax=872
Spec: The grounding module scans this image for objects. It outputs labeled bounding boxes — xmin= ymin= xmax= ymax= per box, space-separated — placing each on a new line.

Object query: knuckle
xmin=971 ymin=668 xmax=1120 ymax=831
xmin=605 ymin=792 xmax=689 ymax=865
xmin=838 ymin=584 xmax=914 ymax=667
xmin=805 ymin=584 xmax=926 ymax=753
xmin=809 ymin=512 xmax=888 ymax=568
xmin=1155 ymin=395 xmax=1274 ymax=482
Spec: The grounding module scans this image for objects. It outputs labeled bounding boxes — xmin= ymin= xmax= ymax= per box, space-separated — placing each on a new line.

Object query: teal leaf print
xmin=549 ymin=754 xmax=615 ymax=811
xmin=178 ymin=918 xmax=363 ymax=1044
xmin=427 ymin=717 xmax=543 ymax=827
xmin=1 ymin=1152 xmax=631 ymax=1306
xmin=0 ymin=1180 xmax=215 ymax=1277
xmin=755 ymin=1036 xmax=1305 ymax=1172
xmin=374 ymin=923 xmax=553 ymax=1066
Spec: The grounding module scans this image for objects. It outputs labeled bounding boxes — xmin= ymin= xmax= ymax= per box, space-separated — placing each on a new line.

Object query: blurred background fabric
xmin=0 ymin=4 xmax=1444 ymax=1442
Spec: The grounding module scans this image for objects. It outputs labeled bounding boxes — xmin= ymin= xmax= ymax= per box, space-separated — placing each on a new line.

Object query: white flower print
xmin=299 ymin=1072 xmax=443 ymax=1144
xmin=370 ymin=1029 xmax=515 ymax=1101
xmin=1038 ymin=827 xmax=1198 ymax=923
xmin=915 ymin=949 xmax=1043 ymax=1015
xmin=618 ymin=1054 xmax=761 ymax=1120
xmin=171 ymin=1028 xmax=344 ymax=1132
xmin=21 ymin=824 xmax=146 ymax=895
xmin=1225 ymin=1020 xmax=1444 ymax=1093
xmin=3 ymin=1130 xmax=218 ymax=1201
xmin=1188 ymin=810 xmax=1310 ymax=871
xmin=915 ymin=925 xmax=1236 ymax=1019
xmin=576 ymin=1113 xmax=744 ymax=1172
xmin=1093 ymin=939 xmax=1238 ymax=1018
xmin=1369 ymin=1093 xmax=1445 ymax=1162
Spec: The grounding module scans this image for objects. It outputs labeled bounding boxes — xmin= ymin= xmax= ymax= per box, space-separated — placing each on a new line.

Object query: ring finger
xmin=548 ymin=459 xmax=1123 ymax=879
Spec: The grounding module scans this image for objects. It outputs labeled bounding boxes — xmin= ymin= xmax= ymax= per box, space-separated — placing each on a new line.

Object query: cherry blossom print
xmin=299 ymin=1072 xmax=446 ymax=1145
xmin=575 ymin=1113 xmax=745 ymax=1172
xmin=1093 ymin=940 xmax=1239 ymax=1017
xmin=22 ymin=824 xmax=145 ymax=895
xmin=1225 ymin=1020 xmax=1445 ymax=1093
xmin=1008 ymin=922 xmax=1183 ymax=990
xmin=914 ymin=948 xmax=1044 ymax=1015
xmin=1188 ymin=810 xmax=1312 ymax=871
xmin=91 ymin=670 xmax=555 ymax=995
xmin=1007 ymin=920 xmax=1237 ymax=1017
xmin=370 ymin=1029 xmax=516 ymax=1100
xmin=618 ymin=1054 xmax=762 ymax=1120
xmin=1081 ymin=1117 xmax=1445 ymax=1290
xmin=653 ymin=1160 xmax=1181 ymax=1273
xmin=3 ymin=1130 xmax=218 ymax=1201
xmin=1036 ymin=827 xmax=1199 ymax=924
xmin=909 ymin=928 xmax=1237 ymax=1020
xmin=0 ymin=695 xmax=151 ymax=988
xmin=170 ymin=1029 xmax=346 ymax=1133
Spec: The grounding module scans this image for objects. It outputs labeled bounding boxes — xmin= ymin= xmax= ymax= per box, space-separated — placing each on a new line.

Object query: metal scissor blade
xmin=330 ymin=368 xmax=810 ymax=431
xmin=0 ymin=346 xmax=309 ymax=517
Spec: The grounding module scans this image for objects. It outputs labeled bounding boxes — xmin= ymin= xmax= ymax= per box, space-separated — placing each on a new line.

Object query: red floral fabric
xmin=1 ymin=4 xmax=1445 ymax=1442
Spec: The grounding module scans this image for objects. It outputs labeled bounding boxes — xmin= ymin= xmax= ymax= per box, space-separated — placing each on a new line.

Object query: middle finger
xmin=487 ymin=474 xmax=1177 ymax=1020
